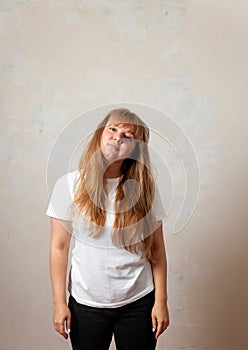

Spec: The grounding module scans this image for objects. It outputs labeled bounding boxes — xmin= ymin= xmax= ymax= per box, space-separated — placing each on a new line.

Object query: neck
xmin=104 ymin=160 xmax=123 ymax=178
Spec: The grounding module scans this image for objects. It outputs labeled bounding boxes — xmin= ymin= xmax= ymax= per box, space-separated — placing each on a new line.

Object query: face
xmin=100 ymin=123 xmax=137 ymax=162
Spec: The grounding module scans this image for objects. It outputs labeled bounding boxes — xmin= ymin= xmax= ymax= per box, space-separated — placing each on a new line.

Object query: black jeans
xmin=68 ymin=290 xmax=157 ymax=350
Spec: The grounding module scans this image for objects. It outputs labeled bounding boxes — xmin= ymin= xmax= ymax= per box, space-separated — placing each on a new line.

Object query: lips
xmin=108 ymin=143 xmax=120 ymax=151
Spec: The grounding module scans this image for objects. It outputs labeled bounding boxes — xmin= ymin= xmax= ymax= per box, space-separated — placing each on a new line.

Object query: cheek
xmin=124 ymin=142 xmax=136 ymax=156
xmin=131 ymin=143 xmax=137 ymax=154
xmin=101 ymin=132 xmax=110 ymax=146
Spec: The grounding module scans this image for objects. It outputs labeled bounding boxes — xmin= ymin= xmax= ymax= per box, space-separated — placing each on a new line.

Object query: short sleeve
xmin=152 ymin=186 xmax=167 ymax=221
xmin=46 ymin=171 xmax=79 ymax=221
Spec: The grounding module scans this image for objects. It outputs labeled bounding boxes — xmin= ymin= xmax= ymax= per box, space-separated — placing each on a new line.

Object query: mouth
xmin=108 ymin=143 xmax=120 ymax=151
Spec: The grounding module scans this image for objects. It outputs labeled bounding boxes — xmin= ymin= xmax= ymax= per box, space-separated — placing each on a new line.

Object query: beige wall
xmin=1 ymin=1 xmax=248 ymax=349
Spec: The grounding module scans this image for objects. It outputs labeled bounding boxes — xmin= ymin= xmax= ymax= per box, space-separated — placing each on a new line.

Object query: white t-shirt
xmin=46 ymin=170 xmax=166 ymax=308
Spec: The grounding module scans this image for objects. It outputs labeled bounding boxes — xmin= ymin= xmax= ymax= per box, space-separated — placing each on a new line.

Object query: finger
xmin=155 ymin=322 xmax=164 ymax=339
xmin=151 ymin=313 xmax=157 ymax=333
xmin=165 ymin=318 xmax=170 ymax=330
xmin=59 ymin=326 xmax=69 ymax=339
xmin=59 ymin=330 xmax=68 ymax=339
xmin=66 ymin=314 xmax=71 ymax=334
xmin=55 ymin=322 xmax=68 ymax=339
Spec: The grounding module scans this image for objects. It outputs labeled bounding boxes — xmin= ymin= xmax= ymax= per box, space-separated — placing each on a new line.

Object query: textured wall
xmin=1 ymin=1 xmax=248 ymax=349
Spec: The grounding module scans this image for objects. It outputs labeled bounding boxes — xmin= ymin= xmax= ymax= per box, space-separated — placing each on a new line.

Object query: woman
xmin=46 ymin=108 xmax=169 ymax=349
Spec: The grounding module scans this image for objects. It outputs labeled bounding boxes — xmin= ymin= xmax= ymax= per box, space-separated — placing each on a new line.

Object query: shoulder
xmin=57 ymin=169 xmax=79 ymax=183
xmin=59 ymin=169 xmax=79 ymax=181
xmin=53 ymin=170 xmax=80 ymax=196
xmin=46 ymin=170 xmax=79 ymax=220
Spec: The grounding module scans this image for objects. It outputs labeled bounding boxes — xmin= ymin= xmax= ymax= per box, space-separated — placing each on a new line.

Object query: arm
xmin=150 ymin=222 xmax=169 ymax=339
xmin=49 ymin=218 xmax=72 ymax=339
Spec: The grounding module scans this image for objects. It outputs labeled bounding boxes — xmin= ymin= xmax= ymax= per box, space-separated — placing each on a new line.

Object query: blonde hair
xmin=71 ymin=108 xmax=158 ymax=262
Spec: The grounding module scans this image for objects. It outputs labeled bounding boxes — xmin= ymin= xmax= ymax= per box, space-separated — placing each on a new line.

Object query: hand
xmin=151 ymin=300 xmax=169 ymax=339
xmin=53 ymin=302 xmax=71 ymax=339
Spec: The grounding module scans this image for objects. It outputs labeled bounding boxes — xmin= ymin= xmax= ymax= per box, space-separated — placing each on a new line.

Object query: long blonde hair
xmin=71 ymin=108 xmax=158 ymax=262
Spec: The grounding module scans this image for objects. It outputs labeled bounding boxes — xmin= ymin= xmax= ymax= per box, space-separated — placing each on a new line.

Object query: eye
xmin=124 ymin=134 xmax=134 ymax=141
xmin=109 ymin=127 xmax=117 ymax=132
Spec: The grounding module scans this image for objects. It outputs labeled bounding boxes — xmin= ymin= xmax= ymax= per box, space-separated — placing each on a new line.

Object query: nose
xmin=114 ymin=132 xmax=123 ymax=143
